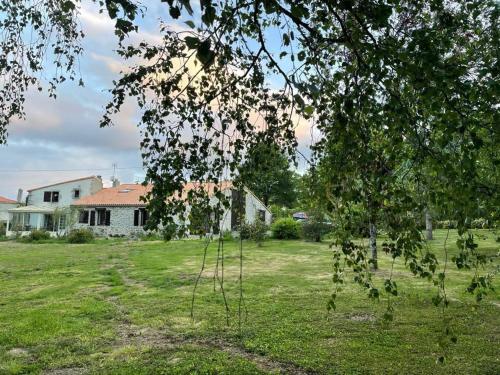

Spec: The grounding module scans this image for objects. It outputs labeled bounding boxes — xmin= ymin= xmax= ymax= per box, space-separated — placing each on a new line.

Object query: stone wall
xmin=73 ymin=206 xmax=146 ymax=237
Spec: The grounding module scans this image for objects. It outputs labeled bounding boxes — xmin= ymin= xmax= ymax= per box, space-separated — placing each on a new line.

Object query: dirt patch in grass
xmin=7 ymin=347 xmax=30 ymax=357
xmin=43 ymin=367 xmax=86 ymax=375
xmin=348 ymin=313 xmax=376 ymax=322
xmin=113 ymin=323 xmax=313 ymax=374
xmin=100 ymin=292 xmax=313 ymax=374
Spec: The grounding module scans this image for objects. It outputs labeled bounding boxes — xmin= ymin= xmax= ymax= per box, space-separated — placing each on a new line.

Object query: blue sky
xmin=0 ymin=1 xmax=313 ymax=198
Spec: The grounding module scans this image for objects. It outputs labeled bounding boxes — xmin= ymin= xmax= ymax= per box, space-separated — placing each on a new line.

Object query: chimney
xmin=112 ymin=178 xmax=120 ymax=188
xmin=16 ymin=189 xmax=23 ymax=203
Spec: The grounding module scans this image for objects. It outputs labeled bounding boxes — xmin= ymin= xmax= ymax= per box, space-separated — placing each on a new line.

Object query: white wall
xmin=71 ymin=187 xmax=272 ymax=237
xmin=0 ymin=203 xmax=18 ymax=222
xmin=27 ymin=178 xmax=103 ymax=209
xmin=244 ymin=189 xmax=272 ymax=225
xmin=214 ymin=188 xmax=272 ymax=233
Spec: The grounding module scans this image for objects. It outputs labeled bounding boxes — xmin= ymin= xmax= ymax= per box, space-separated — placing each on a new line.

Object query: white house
xmin=0 ymin=196 xmax=18 ymax=230
xmin=6 ymin=176 xmax=103 ymax=236
xmin=71 ymin=181 xmax=272 ymax=237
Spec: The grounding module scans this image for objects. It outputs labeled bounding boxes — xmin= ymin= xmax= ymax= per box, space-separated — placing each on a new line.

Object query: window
xmin=79 ymin=210 xmax=89 ymax=224
xmin=43 ymin=191 xmax=59 ymax=203
xmin=257 ymin=209 xmax=266 ymax=222
xmin=96 ymin=209 xmax=111 ymax=226
xmin=134 ymin=208 xmax=149 ymax=227
xmin=59 ymin=215 xmax=66 ymax=230
xmin=73 ymin=189 xmax=80 ymax=199
xmin=43 ymin=214 xmax=54 ymax=231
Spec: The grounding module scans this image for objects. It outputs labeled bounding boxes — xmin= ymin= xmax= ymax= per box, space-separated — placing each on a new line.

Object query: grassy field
xmin=0 ymin=230 xmax=498 ymax=374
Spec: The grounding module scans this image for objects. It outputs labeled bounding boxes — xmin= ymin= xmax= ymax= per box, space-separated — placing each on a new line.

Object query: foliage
xmin=239 ymin=222 xmax=253 ymax=240
xmin=1 ymin=0 xmax=499 ymax=360
xmin=435 ymin=220 xmax=458 ymax=230
xmin=271 ymin=218 xmax=301 ymax=240
xmin=27 ymin=229 xmax=51 ymax=242
xmin=67 ymin=229 xmax=94 ymax=244
xmin=269 ymin=204 xmax=294 ymax=221
xmin=139 ymin=232 xmax=163 ymax=241
xmin=301 ymin=211 xmax=331 ymax=242
xmin=238 ymin=142 xmax=297 ymax=207
xmin=188 ymin=202 xmax=212 ymax=237
xmin=240 ymin=219 xmax=268 ymax=246
xmin=221 ymin=230 xmax=234 ymax=242
xmin=0 ymin=223 xmax=5 ymax=236
xmin=470 ymin=218 xmax=493 ymax=229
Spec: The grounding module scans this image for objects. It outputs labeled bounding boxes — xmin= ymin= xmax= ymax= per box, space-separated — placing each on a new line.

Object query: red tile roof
xmin=27 ymin=176 xmax=100 ymax=192
xmin=0 ymin=196 xmax=17 ymax=204
xmin=72 ymin=184 xmax=152 ymax=207
xmin=72 ymin=181 xmax=234 ymax=207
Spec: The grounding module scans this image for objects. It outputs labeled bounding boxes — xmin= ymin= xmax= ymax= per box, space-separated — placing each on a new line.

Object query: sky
xmin=0 ymin=1 xmax=314 ymax=199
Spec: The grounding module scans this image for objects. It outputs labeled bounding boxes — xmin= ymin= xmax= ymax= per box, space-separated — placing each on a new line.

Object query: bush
xmin=28 ymin=229 xmax=51 ymax=241
xmin=239 ymin=222 xmax=253 ymax=240
xmin=139 ymin=232 xmax=162 ymax=241
xmin=239 ymin=219 xmax=269 ymax=246
xmin=302 ymin=213 xmax=332 ymax=242
xmin=67 ymin=229 xmax=94 ymax=244
xmin=221 ymin=230 xmax=234 ymax=241
xmin=435 ymin=220 xmax=458 ymax=229
xmin=470 ymin=218 xmax=489 ymax=229
xmin=271 ymin=218 xmax=301 ymax=239
xmin=0 ymin=223 xmax=5 ymax=236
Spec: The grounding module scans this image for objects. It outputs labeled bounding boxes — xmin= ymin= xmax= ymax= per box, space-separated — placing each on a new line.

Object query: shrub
xmin=239 ymin=222 xmax=253 ymax=240
xmin=139 ymin=232 xmax=162 ymax=241
xmin=28 ymin=229 xmax=51 ymax=241
xmin=271 ymin=218 xmax=301 ymax=239
xmin=67 ymin=229 xmax=94 ymax=244
xmin=435 ymin=220 xmax=458 ymax=229
xmin=250 ymin=218 xmax=268 ymax=246
xmin=221 ymin=230 xmax=234 ymax=241
xmin=470 ymin=218 xmax=489 ymax=229
xmin=0 ymin=223 xmax=5 ymax=236
xmin=162 ymin=223 xmax=179 ymax=241
xmin=239 ymin=219 xmax=269 ymax=246
xmin=302 ymin=212 xmax=332 ymax=242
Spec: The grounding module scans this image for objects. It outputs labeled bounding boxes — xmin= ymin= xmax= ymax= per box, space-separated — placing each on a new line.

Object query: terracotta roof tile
xmin=72 ymin=181 xmax=234 ymax=207
xmin=0 ymin=196 xmax=17 ymax=204
xmin=72 ymin=184 xmax=152 ymax=207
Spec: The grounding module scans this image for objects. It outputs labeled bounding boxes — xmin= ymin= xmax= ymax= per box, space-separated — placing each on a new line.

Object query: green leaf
xmin=283 ymin=33 xmax=290 ymax=46
xmin=196 ymin=40 xmax=215 ymax=66
xmin=61 ymin=1 xmax=76 ymax=12
xmin=202 ymin=6 xmax=216 ymax=26
xmin=184 ymin=36 xmax=200 ymax=49
xmin=293 ymin=94 xmax=305 ymax=108
xmin=185 ymin=20 xmax=195 ymax=29
xmin=169 ymin=6 xmax=181 ymax=19
xmin=179 ymin=0 xmax=194 ymax=15
xmin=304 ymin=105 xmax=314 ymax=115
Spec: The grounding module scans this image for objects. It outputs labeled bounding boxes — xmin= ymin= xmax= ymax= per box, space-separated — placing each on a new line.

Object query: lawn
xmin=0 ymin=230 xmax=498 ymax=374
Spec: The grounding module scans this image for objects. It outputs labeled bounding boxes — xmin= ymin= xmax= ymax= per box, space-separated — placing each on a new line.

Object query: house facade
xmin=72 ymin=184 xmax=152 ymax=237
xmin=6 ymin=176 xmax=103 ymax=236
xmin=0 ymin=197 xmax=18 ymax=231
xmin=72 ymin=182 xmax=272 ymax=237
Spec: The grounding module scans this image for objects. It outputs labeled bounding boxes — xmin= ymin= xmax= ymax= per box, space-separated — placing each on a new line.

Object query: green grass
xmin=0 ymin=230 xmax=498 ymax=374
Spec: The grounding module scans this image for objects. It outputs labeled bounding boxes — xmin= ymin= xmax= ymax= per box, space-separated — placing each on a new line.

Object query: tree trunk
xmin=369 ymin=221 xmax=378 ymax=270
xmin=425 ymin=209 xmax=433 ymax=240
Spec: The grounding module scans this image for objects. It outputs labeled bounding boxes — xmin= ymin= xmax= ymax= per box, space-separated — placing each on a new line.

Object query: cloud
xmin=0 ymin=3 xmax=316 ymax=197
